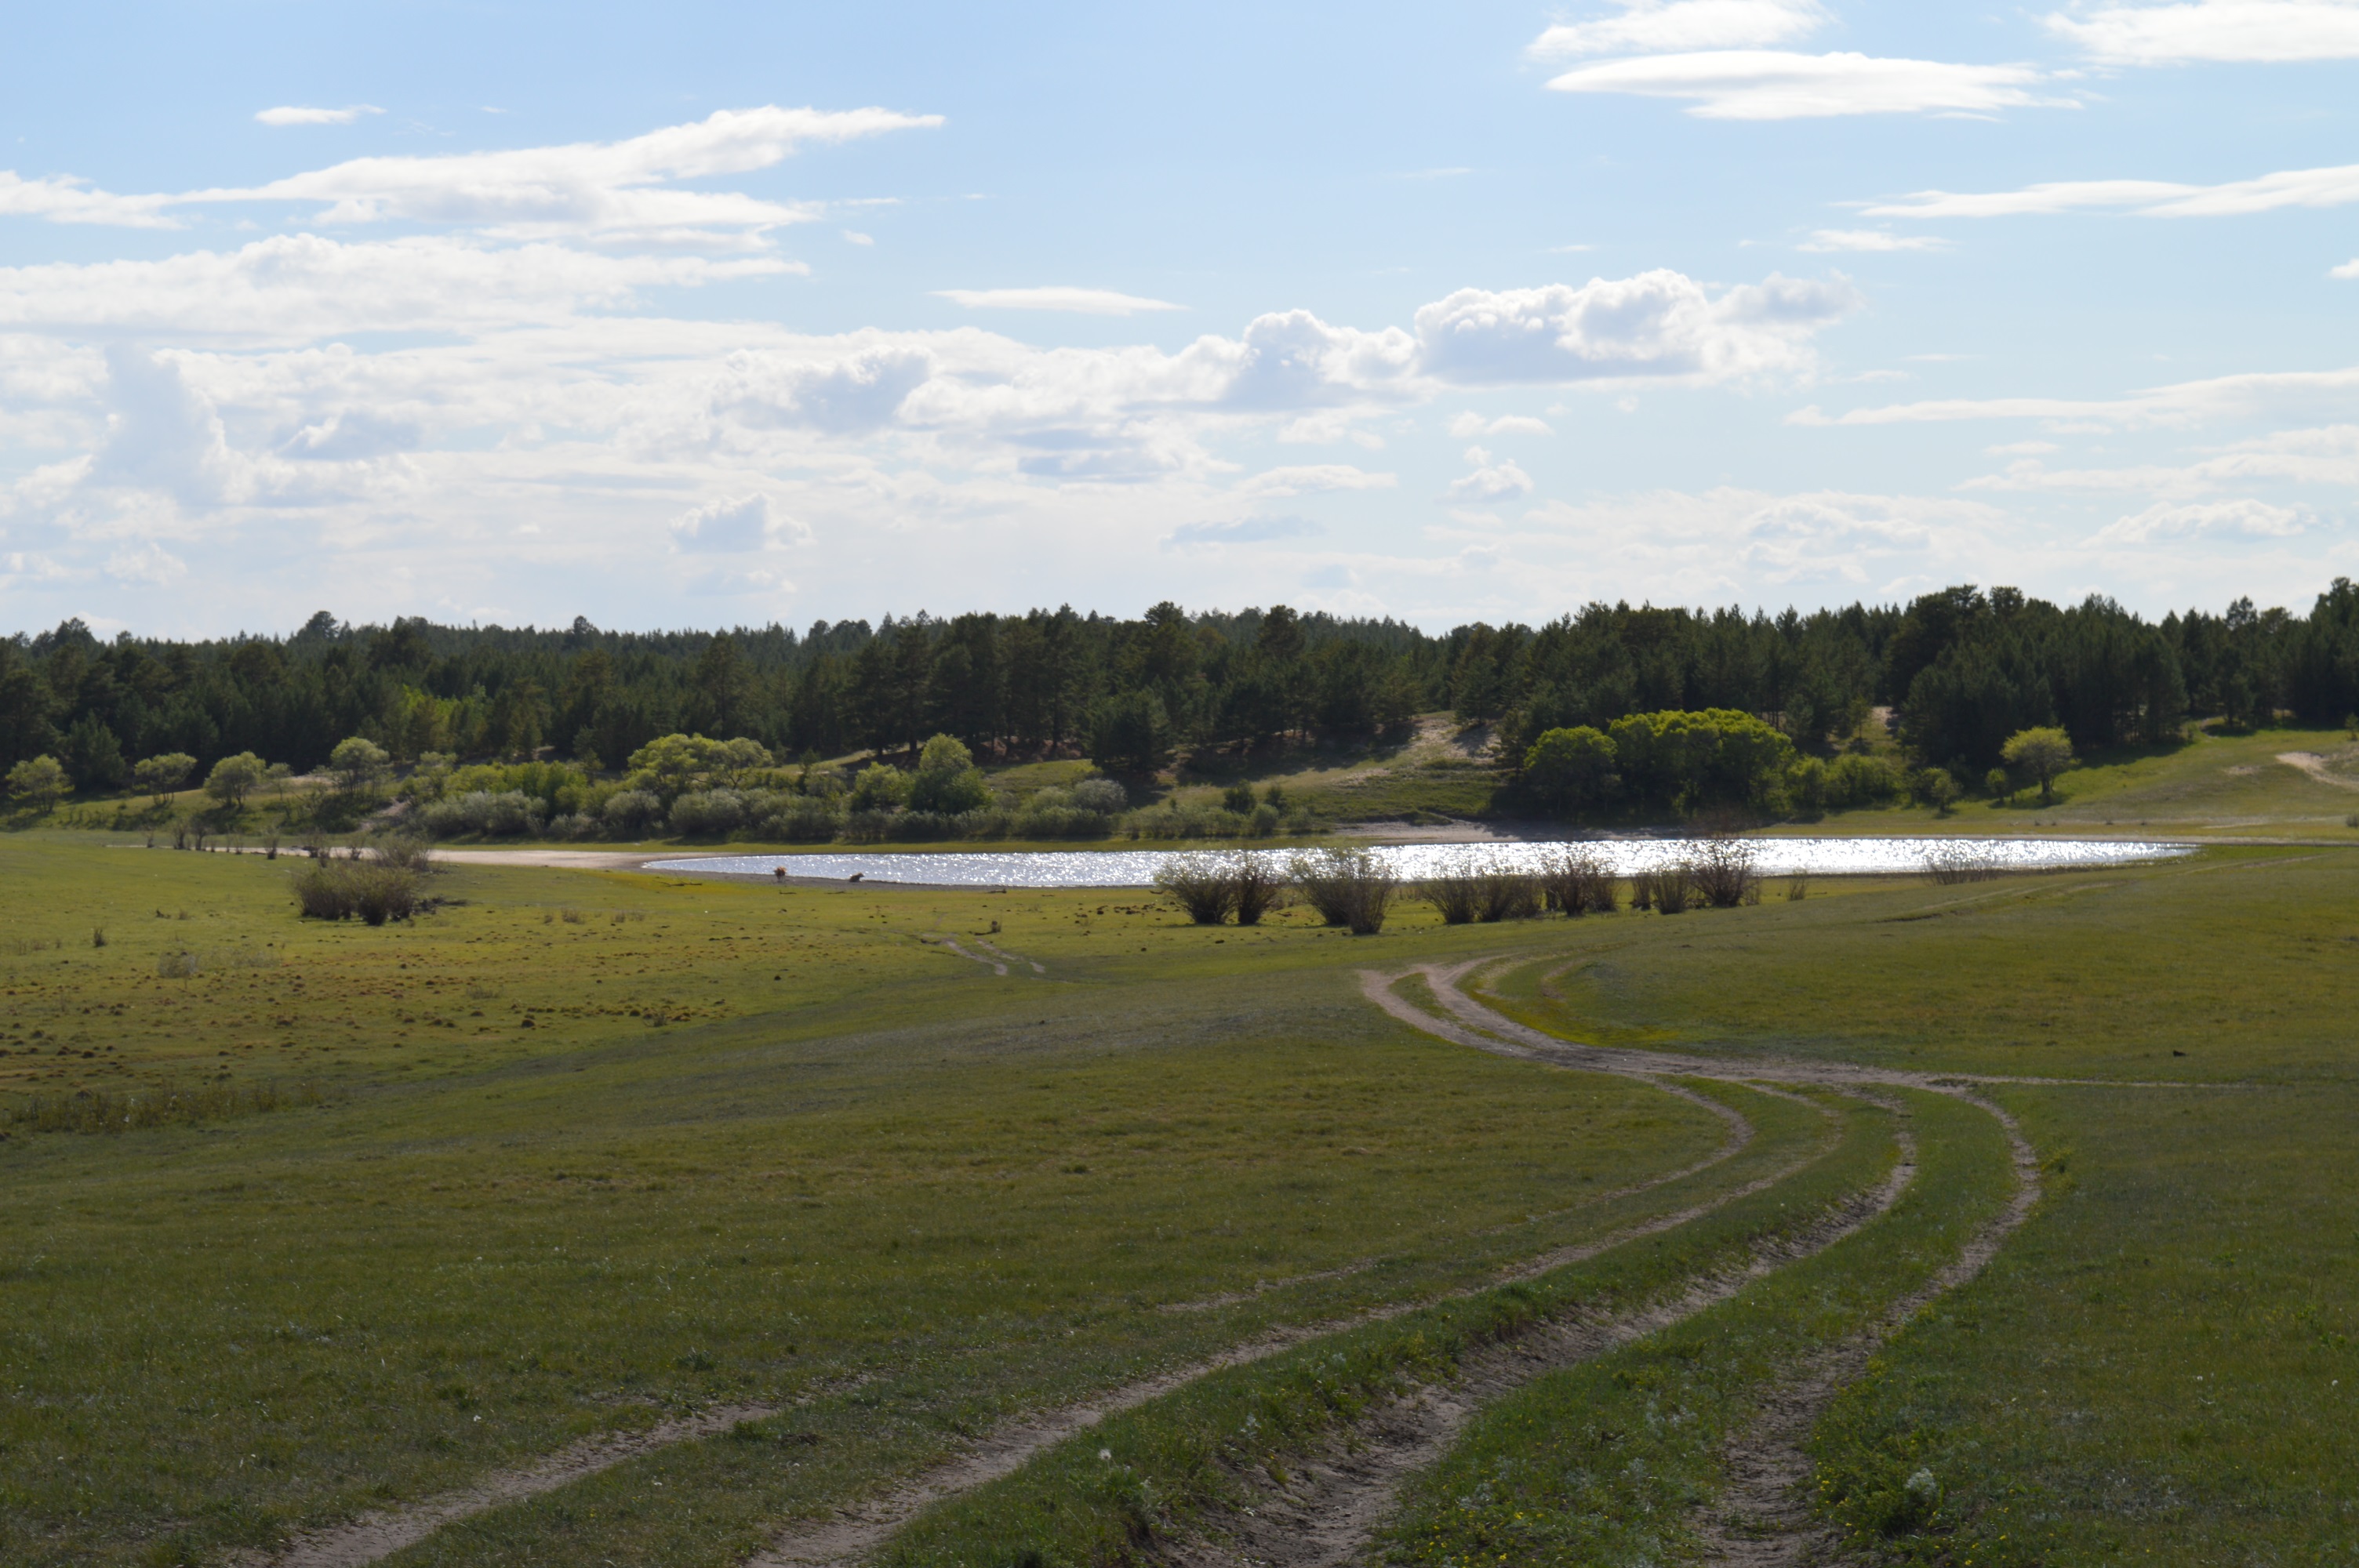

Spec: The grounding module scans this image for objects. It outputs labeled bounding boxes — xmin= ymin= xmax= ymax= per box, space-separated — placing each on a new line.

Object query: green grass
xmin=0 ymin=833 xmax=1732 ymax=1568
xmin=871 ymin=1084 xmax=1889 ymax=1568
xmin=5 ymin=833 xmax=2357 ymax=1567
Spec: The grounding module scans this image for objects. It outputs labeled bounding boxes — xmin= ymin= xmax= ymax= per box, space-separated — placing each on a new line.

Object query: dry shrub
xmin=1291 ymin=847 xmax=1398 ymax=935
xmin=1635 ymin=866 xmax=1694 ymax=914
xmin=1231 ymin=856 xmax=1288 ymax=927
xmin=372 ymin=834 xmax=436 ymax=873
xmin=1538 ymin=848 xmax=1617 ymax=916
xmin=1785 ymin=873 xmax=1810 ymax=902
xmin=1924 ymin=843 xmax=2005 ymax=884
xmin=1688 ymin=838 xmax=1762 ymax=909
xmin=1418 ymin=866 xmax=1484 ymax=925
xmin=1153 ymin=852 xmax=1238 ymax=924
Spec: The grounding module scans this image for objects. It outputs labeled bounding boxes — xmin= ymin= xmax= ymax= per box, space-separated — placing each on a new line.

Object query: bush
xmin=758 ymin=795 xmax=841 ymax=843
xmin=1825 ymin=753 xmax=1900 ymax=809
xmin=1154 ymin=852 xmax=1238 ymax=924
xmin=292 ymin=862 xmax=420 ymax=924
xmin=1633 ymin=865 xmax=1693 ymax=913
xmin=849 ymin=763 xmax=911 ymax=813
xmin=671 ymin=789 xmax=748 ymax=837
xmin=371 ymin=834 xmax=436 ymax=873
xmin=1685 ymin=838 xmax=1761 ymax=908
xmin=1925 ymin=843 xmax=2005 ymax=884
xmin=1522 ymin=725 xmax=1618 ymax=814
xmin=1536 ymin=848 xmax=1616 ymax=915
xmin=602 ymin=789 xmax=663 ymax=835
xmin=1418 ymin=866 xmax=1484 ymax=925
xmin=419 ymin=789 xmax=543 ymax=838
xmin=1232 ymin=855 xmax=1286 ymax=925
xmin=1071 ymin=778 xmax=1129 ymax=814
xmin=1290 ymin=847 xmax=1397 ymax=935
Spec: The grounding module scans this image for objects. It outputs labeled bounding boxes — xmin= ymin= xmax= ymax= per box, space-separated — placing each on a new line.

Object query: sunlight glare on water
xmin=645 ymin=838 xmax=2190 ymax=887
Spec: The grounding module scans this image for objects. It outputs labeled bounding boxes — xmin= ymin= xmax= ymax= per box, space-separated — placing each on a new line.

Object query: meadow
xmin=1 ymin=826 xmax=2353 ymax=1566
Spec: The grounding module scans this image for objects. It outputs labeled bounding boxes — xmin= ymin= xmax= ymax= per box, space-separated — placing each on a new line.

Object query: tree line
xmin=5 ymin=580 xmax=2357 ymax=795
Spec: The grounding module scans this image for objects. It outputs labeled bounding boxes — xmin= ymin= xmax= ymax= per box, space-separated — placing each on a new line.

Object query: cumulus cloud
xmin=2045 ymin=0 xmax=2359 ymax=63
xmin=712 ymin=346 xmax=938 ymax=434
xmin=1797 ymin=229 xmax=1950 ymax=252
xmin=1865 ymin=160 xmax=2359 ymax=220
xmin=1530 ymin=0 xmax=1830 ymax=56
xmin=1544 ymin=51 xmax=2066 ymax=118
xmin=1414 ymin=272 xmax=1857 ymax=385
xmin=933 ymin=287 xmax=1183 ymax=314
xmin=2335 ymin=256 xmax=2359 ymax=278
xmin=11 ymin=105 xmax=940 ymax=245
xmin=672 ymin=493 xmax=793 ymax=552
xmin=1448 ymin=446 xmax=1536 ymax=501
xmin=255 ymin=105 xmax=383 ymax=127
xmin=2095 ymin=499 xmax=2313 ymax=543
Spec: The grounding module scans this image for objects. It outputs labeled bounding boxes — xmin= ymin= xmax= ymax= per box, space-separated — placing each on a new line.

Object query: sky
xmin=2 ymin=0 xmax=2356 ymax=637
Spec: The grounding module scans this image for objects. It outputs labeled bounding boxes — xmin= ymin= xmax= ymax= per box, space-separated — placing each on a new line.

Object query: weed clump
xmin=1687 ymin=838 xmax=1763 ymax=908
xmin=1924 ymin=843 xmax=2005 ymax=884
xmin=1153 ymin=853 xmax=1239 ymax=924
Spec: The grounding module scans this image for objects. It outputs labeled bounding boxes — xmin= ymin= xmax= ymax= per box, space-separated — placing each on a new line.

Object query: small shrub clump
xmin=1291 ymin=847 xmax=1397 ymax=935
xmin=292 ymin=862 xmax=421 ymax=924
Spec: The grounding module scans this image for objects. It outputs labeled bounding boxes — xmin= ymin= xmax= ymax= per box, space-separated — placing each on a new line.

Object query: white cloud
xmin=2095 ymin=499 xmax=2312 ymax=543
xmin=1449 ymin=446 xmax=1536 ymax=501
xmin=1544 ymin=51 xmax=2066 ymax=119
xmin=842 ymin=230 xmax=875 ymax=245
xmin=1866 ymin=160 xmax=2359 ymax=220
xmin=255 ymin=105 xmax=383 ymax=127
xmin=1797 ymin=228 xmax=1950 ymax=252
xmin=0 ymin=172 xmax=177 ymax=228
xmin=672 ymin=492 xmax=795 ymax=552
xmin=1415 ymin=272 xmax=1857 ymax=385
xmin=932 ymin=287 xmax=1183 ymax=315
xmin=1235 ymin=465 xmax=1399 ymax=498
xmin=0 ymin=234 xmax=793 ymax=340
xmin=1988 ymin=440 xmax=2061 ymax=455
xmin=2045 ymin=1 xmax=2359 ymax=64
xmin=2332 ymin=256 xmax=2359 ymax=278
xmin=11 ymin=105 xmax=939 ymax=245
xmin=1531 ymin=0 xmax=1830 ymax=56
xmin=1448 ymin=412 xmax=1555 ymax=437
xmin=1789 ymin=365 xmax=2359 ymax=427
xmin=104 ymin=543 xmax=189 ymax=584
xmin=1964 ymin=424 xmax=2359 ymax=495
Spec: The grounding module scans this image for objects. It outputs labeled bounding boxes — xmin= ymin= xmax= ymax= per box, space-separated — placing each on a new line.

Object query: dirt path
xmin=928 ymin=936 xmax=1007 ymax=975
xmin=1381 ymin=962 xmax=2055 ymax=1568
xmin=1154 ymin=1127 xmax=1917 ymax=1568
xmin=244 ymin=1403 xmax=780 ymax=1568
xmin=1694 ymin=1094 xmax=2040 ymax=1567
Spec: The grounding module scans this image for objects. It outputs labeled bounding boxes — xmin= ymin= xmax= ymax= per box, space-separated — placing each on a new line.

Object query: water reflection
xmin=646 ymin=837 xmax=2189 ymax=888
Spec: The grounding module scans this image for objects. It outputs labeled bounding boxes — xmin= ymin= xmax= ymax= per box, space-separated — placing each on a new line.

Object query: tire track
xmin=1153 ymin=1120 xmax=1916 ymax=1568
xmin=242 ymin=1403 xmax=782 ymax=1568
xmin=745 ymin=1087 xmax=1836 ymax=1568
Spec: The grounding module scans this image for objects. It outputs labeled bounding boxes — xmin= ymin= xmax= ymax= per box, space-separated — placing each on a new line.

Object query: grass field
xmin=2 ymin=828 xmax=2354 ymax=1566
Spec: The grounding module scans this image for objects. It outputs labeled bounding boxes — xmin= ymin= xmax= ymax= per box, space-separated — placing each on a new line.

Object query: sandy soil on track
xmin=243 ymin=1403 xmax=780 ymax=1568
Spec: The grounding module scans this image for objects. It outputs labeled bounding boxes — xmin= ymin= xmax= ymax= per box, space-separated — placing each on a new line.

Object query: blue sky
xmin=2 ymin=0 xmax=2356 ymax=635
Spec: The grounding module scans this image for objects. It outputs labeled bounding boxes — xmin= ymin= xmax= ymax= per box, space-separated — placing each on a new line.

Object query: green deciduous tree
xmin=202 ymin=751 xmax=267 ymax=810
xmin=1521 ymin=726 xmax=1618 ymax=815
xmin=5 ymin=754 xmax=68 ymax=811
xmin=2001 ymin=726 xmax=2075 ymax=804
xmin=329 ymin=735 xmax=391 ymax=794
xmin=134 ymin=752 xmax=198 ymax=803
